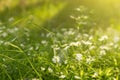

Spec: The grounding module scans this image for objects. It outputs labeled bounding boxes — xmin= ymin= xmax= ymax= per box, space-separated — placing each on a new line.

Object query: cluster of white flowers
xmin=52 ymin=56 xmax=60 ymax=63
xmin=100 ymin=50 xmax=106 ymax=56
xmin=86 ymin=56 xmax=95 ymax=64
xmin=75 ymin=53 xmax=83 ymax=61
xmin=100 ymin=45 xmax=110 ymax=50
xmin=99 ymin=35 xmax=108 ymax=41
xmin=82 ymin=40 xmax=92 ymax=46
xmin=69 ymin=41 xmax=81 ymax=47
xmin=41 ymin=40 xmax=48 ymax=45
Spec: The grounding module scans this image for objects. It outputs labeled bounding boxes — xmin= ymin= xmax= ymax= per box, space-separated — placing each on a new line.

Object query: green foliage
xmin=0 ymin=1 xmax=120 ymax=80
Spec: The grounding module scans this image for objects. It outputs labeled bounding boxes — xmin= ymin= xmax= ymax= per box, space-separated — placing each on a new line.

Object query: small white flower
xmin=2 ymin=32 xmax=8 ymax=37
xmin=82 ymin=40 xmax=92 ymax=45
xmin=75 ymin=8 xmax=81 ymax=11
xmin=100 ymin=50 xmax=106 ymax=56
xmin=75 ymin=53 xmax=83 ymax=61
xmin=70 ymin=15 xmax=75 ymax=19
xmin=41 ymin=40 xmax=47 ymax=45
xmin=20 ymin=44 xmax=24 ymax=47
xmin=89 ymin=46 xmax=96 ymax=50
xmin=86 ymin=56 xmax=95 ymax=64
xmin=41 ymin=67 xmax=45 ymax=71
xmin=70 ymin=41 xmax=81 ymax=47
xmin=74 ymin=76 xmax=81 ymax=79
xmin=114 ymin=44 xmax=118 ymax=48
xmin=99 ymin=35 xmax=108 ymax=41
xmin=29 ymin=47 xmax=34 ymax=51
xmin=0 ymin=40 xmax=4 ymax=44
xmin=48 ymin=67 xmax=53 ymax=73
xmin=59 ymin=75 xmax=66 ymax=79
xmin=92 ymin=72 xmax=98 ymax=78
xmin=67 ymin=30 xmax=75 ymax=35
xmin=8 ymin=17 xmax=14 ymax=22
xmin=100 ymin=45 xmax=110 ymax=50
xmin=83 ymin=34 xmax=89 ymax=37
xmin=64 ymin=60 xmax=68 ymax=64
xmin=109 ymin=42 xmax=114 ymax=46
xmin=63 ymin=45 xmax=70 ymax=50
xmin=4 ymin=42 xmax=9 ymax=45
xmin=83 ymin=15 xmax=88 ymax=19
xmin=51 ymin=44 xmax=58 ymax=48
xmin=52 ymin=56 xmax=60 ymax=63
xmin=14 ymin=27 xmax=18 ymax=31
xmin=114 ymin=36 xmax=119 ymax=43
xmin=32 ymin=78 xmax=39 ymax=80
xmin=89 ymin=36 xmax=93 ymax=40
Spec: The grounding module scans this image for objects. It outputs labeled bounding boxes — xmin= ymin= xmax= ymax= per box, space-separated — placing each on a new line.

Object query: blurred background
xmin=0 ymin=0 xmax=120 ymax=31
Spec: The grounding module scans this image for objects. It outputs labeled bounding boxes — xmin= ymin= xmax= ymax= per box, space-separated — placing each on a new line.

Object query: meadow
xmin=0 ymin=0 xmax=120 ymax=80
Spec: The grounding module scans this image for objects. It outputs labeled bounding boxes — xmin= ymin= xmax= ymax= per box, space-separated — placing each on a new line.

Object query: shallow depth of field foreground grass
xmin=0 ymin=0 xmax=120 ymax=80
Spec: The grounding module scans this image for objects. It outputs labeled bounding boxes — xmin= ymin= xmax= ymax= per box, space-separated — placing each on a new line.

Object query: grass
xmin=0 ymin=1 xmax=120 ymax=80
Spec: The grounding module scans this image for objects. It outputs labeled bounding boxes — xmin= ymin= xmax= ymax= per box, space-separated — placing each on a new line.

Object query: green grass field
xmin=0 ymin=0 xmax=120 ymax=80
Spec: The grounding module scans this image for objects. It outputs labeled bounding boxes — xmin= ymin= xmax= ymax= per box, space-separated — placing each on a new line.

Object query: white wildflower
xmin=82 ymin=40 xmax=92 ymax=45
xmin=92 ymin=72 xmax=98 ymax=78
xmin=29 ymin=47 xmax=34 ymax=51
xmin=89 ymin=36 xmax=93 ymax=40
xmin=67 ymin=30 xmax=75 ymax=35
xmin=14 ymin=27 xmax=18 ymax=31
xmin=61 ymin=44 xmax=68 ymax=47
xmin=70 ymin=15 xmax=75 ymax=19
xmin=75 ymin=8 xmax=81 ymax=11
xmin=83 ymin=34 xmax=89 ymax=37
xmin=100 ymin=50 xmax=106 ymax=56
xmin=74 ymin=76 xmax=81 ymax=79
xmin=59 ymin=75 xmax=66 ymax=79
xmin=64 ymin=60 xmax=68 ymax=64
xmin=114 ymin=36 xmax=119 ymax=43
xmin=86 ymin=56 xmax=95 ymax=64
xmin=75 ymin=53 xmax=83 ymax=61
xmin=109 ymin=42 xmax=114 ymax=46
xmin=52 ymin=56 xmax=60 ymax=63
xmin=51 ymin=44 xmax=58 ymax=48
xmin=4 ymin=42 xmax=9 ymax=45
xmin=35 ymin=45 xmax=39 ymax=50
xmin=0 ymin=40 xmax=4 ymax=44
xmin=114 ymin=44 xmax=118 ymax=48
xmin=63 ymin=45 xmax=70 ymax=50
xmin=61 ymin=28 xmax=67 ymax=32
xmin=70 ymin=41 xmax=81 ymax=47
xmin=89 ymin=46 xmax=96 ymax=50
xmin=8 ymin=17 xmax=14 ymax=22
xmin=2 ymin=32 xmax=8 ymax=37
xmin=41 ymin=67 xmax=45 ymax=71
xmin=48 ymin=67 xmax=53 ymax=73
xmin=7 ymin=28 xmax=14 ymax=33
xmin=32 ymin=78 xmax=39 ymax=80
xmin=99 ymin=35 xmax=108 ymax=41
xmin=100 ymin=45 xmax=110 ymax=50
xmin=83 ymin=15 xmax=88 ymax=19
xmin=41 ymin=40 xmax=47 ymax=45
